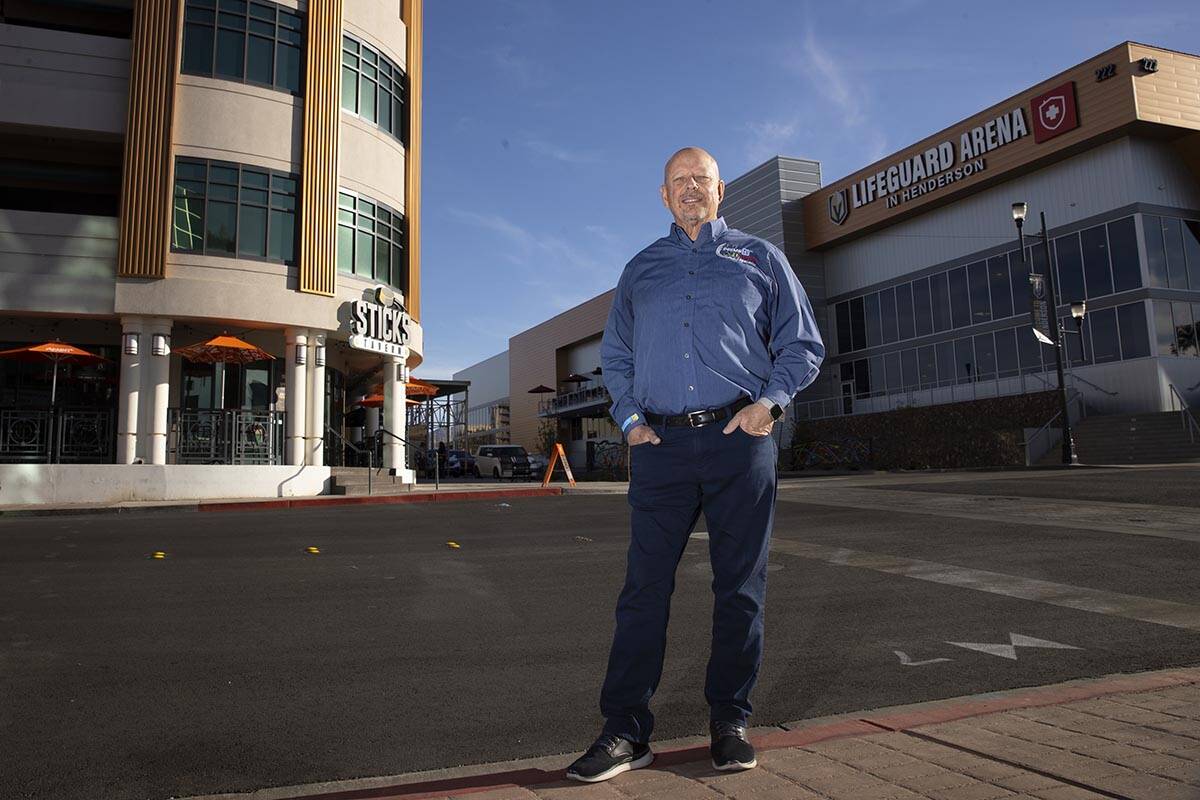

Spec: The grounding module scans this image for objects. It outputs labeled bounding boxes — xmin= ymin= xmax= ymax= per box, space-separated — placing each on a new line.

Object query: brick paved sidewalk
xmin=188 ymin=668 xmax=1200 ymax=800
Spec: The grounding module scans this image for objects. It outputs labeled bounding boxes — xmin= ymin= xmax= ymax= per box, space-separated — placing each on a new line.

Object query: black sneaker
xmin=710 ymin=720 xmax=757 ymax=771
xmin=565 ymin=732 xmax=653 ymax=783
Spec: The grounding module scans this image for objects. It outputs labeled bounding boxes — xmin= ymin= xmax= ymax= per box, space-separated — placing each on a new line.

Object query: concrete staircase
xmin=1066 ymin=411 xmax=1200 ymax=465
xmin=328 ymin=467 xmax=412 ymax=496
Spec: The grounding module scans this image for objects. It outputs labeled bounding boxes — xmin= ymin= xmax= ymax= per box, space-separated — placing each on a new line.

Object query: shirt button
xmin=683 ymin=353 xmax=690 ymax=359
xmin=688 ymin=385 xmax=694 ymax=391
xmin=683 ymin=322 xmax=689 ymax=327
xmin=688 ymin=270 xmax=694 ymax=275
xmin=686 ymin=294 xmax=692 ymax=299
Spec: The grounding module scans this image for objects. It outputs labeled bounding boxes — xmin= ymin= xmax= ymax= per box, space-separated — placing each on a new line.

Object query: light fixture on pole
xmin=1011 ymin=201 xmax=1028 ymax=224
xmin=151 ymin=333 xmax=170 ymax=356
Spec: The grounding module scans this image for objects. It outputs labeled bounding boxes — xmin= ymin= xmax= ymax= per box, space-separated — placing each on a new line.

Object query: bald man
xmin=566 ymin=148 xmax=825 ymax=782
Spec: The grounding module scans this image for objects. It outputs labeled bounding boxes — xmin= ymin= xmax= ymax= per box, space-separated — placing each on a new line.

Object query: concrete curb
xmin=0 ymin=487 xmax=565 ymax=518
xmin=179 ymin=665 xmax=1200 ymax=800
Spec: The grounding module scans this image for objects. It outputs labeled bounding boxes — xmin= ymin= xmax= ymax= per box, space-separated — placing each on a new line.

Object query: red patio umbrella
xmin=0 ymin=340 xmax=109 ymax=405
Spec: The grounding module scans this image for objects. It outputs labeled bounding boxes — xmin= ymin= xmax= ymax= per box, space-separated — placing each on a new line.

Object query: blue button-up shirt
xmin=601 ymin=216 xmax=825 ymax=434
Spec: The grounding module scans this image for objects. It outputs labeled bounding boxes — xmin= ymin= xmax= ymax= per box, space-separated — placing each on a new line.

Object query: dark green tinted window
xmin=181 ymin=0 xmax=303 ymax=94
xmin=341 ymin=34 xmax=407 ymax=145
xmin=335 ymin=189 xmax=406 ymax=291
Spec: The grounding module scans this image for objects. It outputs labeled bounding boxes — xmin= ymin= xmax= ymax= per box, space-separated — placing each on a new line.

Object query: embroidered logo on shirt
xmin=716 ymin=243 xmax=759 ymax=267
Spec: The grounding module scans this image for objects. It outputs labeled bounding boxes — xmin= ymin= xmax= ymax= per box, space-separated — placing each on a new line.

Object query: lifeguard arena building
xmin=472 ymin=43 xmax=1200 ymax=468
xmin=0 ymin=0 xmax=425 ymax=504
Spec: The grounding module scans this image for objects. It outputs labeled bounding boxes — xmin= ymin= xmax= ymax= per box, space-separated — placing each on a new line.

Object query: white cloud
xmin=523 ymin=138 xmax=602 ymax=165
xmin=743 ymin=118 xmax=801 ymax=165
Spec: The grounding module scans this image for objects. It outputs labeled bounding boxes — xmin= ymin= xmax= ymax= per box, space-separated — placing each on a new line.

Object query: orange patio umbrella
xmin=174 ymin=333 xmax=274 ymax=364
xmin=0 ymin=340 xmax=109 ymax=405
xmin=406 ymin=377 xmax=439 ymax=397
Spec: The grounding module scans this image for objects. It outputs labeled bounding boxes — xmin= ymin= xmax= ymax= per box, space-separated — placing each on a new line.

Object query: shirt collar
xmin=670 ymin=216 xmax=727 ymax=246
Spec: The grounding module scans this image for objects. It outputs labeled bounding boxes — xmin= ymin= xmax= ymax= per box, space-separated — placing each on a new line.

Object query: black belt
xmin=643 ymin=396 xmax=752 ymax=428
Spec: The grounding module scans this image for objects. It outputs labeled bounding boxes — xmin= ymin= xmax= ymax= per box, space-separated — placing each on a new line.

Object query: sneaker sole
xmin=566 ymin=750 xmax=654 ymax=783
xmin=712 ymin=757 xmax=757 ymax=771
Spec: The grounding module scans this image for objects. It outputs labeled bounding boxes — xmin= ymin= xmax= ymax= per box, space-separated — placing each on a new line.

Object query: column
xmin=383 ymin=356 xmax=407 ymax=473
xmin=365 ymin=395 xmax=380 ymax=446
xmin=285 ymin=328 xmax=308 ymax=466
xmin=141 ymin=317 xmax=172 ymax=465
xmin=116 ymin=317 xmax=144 ymax=464
xmin=306 ymin=332 xmax=326 ymax=466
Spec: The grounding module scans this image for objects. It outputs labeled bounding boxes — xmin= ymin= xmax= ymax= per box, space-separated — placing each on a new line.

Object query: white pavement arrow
xmin=893 ymin=650 xmax=952 ymax=667
xmin=946 ymin=633 xmax=1081 ymax=661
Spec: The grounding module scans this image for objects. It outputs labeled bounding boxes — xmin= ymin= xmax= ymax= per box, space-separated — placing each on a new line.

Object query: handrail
xmin=1167 ymin=384 xmax=1199 ymax=445
xmin=327 ymin=426 xmax=372 ymax=495
xmin=1067 ymin=372 xmax=1118 ymax=397
xmin=377 ymin=426 xmax=432 ymax=489
xmin=1022 ymin=390 xmax=1084 ymax=465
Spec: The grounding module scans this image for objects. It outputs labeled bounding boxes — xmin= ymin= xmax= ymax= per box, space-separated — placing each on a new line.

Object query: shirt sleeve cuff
xmin=620 ymin=412 xmax=643 ymax=432
xmin=757 ymin=391 xmax=790 ymax=410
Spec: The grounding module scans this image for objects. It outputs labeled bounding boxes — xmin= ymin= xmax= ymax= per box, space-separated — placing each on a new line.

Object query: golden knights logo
xmin=828 ymin=189 xmax=849 ymax=225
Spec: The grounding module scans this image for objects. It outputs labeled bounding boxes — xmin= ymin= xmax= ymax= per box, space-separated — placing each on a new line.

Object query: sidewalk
xmin=187 ymin=667 xmax=1200 ymax=800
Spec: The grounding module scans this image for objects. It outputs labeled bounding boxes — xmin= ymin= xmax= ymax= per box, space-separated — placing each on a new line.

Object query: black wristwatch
xmin=768 ymin=403 xmax=784 ymax=421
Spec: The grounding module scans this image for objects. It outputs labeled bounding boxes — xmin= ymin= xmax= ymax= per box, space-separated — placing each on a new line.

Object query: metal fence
xmin=0 ymin=407 xmax=115 ymax=463
xmin=168 ymin=409 xmax=285 ymax=465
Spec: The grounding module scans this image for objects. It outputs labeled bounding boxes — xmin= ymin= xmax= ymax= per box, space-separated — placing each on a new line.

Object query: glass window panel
xmin=362 ymin=48 xmax=377 ymax=65
xmin=864 ymin=292 xmax=882 ymax=348
xmin=1054 ymin=233 xmax=1085 ymax=307
xmin=238 ymin=205 xmax=267 ymax=257
xmin=868 ymin=355 xmax=884 ymax=395
xmin=279 ymin=9 xmax=301 ymax=29
xmin=218 ymin=11 xmax=246 ymax=29
xmin=973 ymin=333 xmax=996 ymax=380
xmin=271 ymin=174 xmax=295 ymax=193
xmin=277 ymin=27 xmax=301 ymax=45
xmin=394 ymin=96 xmax=405 ymax=141
xmin=988 ymin=255 xmax=1012 ymax=319
xmin=240 ymin=187 xmax=268 ymax=205
xmin=210 ymin=164 xmax=238 ymax=184
xmin=379 ymin=90 xmax=393 ymax=132
xmin=337 ymin=208 xmax=354 ymax=225
xmin=205 ymin=200 xmax=237 ymax=255
xmin=1031 ymin=238 xmax=1049 ymax=281
xmin=173 ymin=193 xmax=205 ymax=251
xmin=854 ymin=358 xmax=870 ymax=399
xmin=276 ymin=43 xmax=300 ymax=92
xmin=1108 ymin=216 xmax=1141 ymax=293
xmin=375 ymin=236 xmax=389 ymax=284
xmin=209 ymin=183 xmax=237 ymax=201
xmin=391 ymin=244 xmax=402 ymax=288
xmin=947 ymin=267 xmax=970 ymax=329
xmin=1080 ymin=225 xmax=1113 ymax=299
xmin=1063 ymin=316 xmax=1090 ymax=366
xmin=271 ymin=193 xmax=295 ymax=211
xmin=930 ymin=272 xmax=951 ymax=333
xmin=849 ymin=296 xmax=866 ymax=351
xmin=1163 ymin=217 xmax=1188 ymax=289
xmin=1184 ymin=221 xmax=1200 ymax=291
xmin=342 ymin=35 xmax=358 ymax=54
xmin=186 ymin=6 xmax=215 ymax=23
xmin=337 ymin=225 xmax=354 ymax=273
xmin=885 ymin=352 xmax=902 ymax=392
xmin=193 ymin=0 xmax=216 ymax=7
xmin=338 ymin=191 xmax=355 ymax=209
xmin=1017 ymin=325 xmax=1042 ymax=374
xmin=249 ymin=1 xmax=274 ymax=19
xmin=219 ymin=0 xmax=246 ymax=11
xmin=1145 ymin=215 xmax=1168 ymax=287
xmin=901 ymin=349 xmax=918 ymax=389
xmin=1009 ymin=251 xmax=1028 ymax=315
xmin=268 ymin=208 xmax=294 ymax=263
xmin=356 ymin=197 xmax=375 ymax=215
xmin=355 ymin=230 xmax=373 ymax=276
xmin=249 ymin=18 xmax=273 ymax=35
xmin=1089 ymin=307 xmax=1120 ymax=364
xmin=895 ymin=282 xmax=915 ymax=341
xmin=1116 ymin=302 xmax=1150 ymax=360
xmin=954 ymin=337 xmax=975 ymax=384
xmin=175 ymin=179 xmax=205 ymax=196
xmin=935 ymin=341 xmax=955 ymax=386
xmin=994 ymin=327 xmax=1018 ymax=377
xmin=361 ymin=78 xmax=377 ymax=123
xmin=1173 ymin=302 xmax=1197 ymax=357
xmin=836 ymin=301 xmax=852 ymax=354
xmin=176 ymin=160 xmax=207 ymax=180
xmin=241 ymin=169 xmax=268 ymax=188
xmin=879 ymin=287 xmax=898 ymax=344
xmin=912 ymin=277 xmax=932 ymax=337
xmin=214 ymin=28 xmax=244 ymax=78
xmin=917 ymin=345 xmax=936 ymax=386
xmin=967 ymin=260 xmax=991 ymax=324
xmin=182 ymin=23 xmax=215 ymax=75
xmin=1154 ymin=301 xmax=1176 ymax=356
xmin=247 ymin=34 xmax=273 ymax=84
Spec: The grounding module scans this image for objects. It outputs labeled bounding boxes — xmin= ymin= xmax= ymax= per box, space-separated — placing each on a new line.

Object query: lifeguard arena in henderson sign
xmin=0 ymin=1 xmax=426 ymax=504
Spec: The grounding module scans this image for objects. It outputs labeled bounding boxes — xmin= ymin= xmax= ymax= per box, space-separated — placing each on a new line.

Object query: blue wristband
xmin=621 ymin=412 xmax=640 ymax=432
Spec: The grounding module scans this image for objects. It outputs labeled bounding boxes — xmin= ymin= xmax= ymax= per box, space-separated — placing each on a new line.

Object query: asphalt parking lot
xmin=2 ymin=465 xmax=1198 ymax=800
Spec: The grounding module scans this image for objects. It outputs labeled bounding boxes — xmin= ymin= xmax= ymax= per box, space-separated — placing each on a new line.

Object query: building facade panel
xmin=0 ymin=211 xmax=118 ymax=316
xmin=173 ymin=78 xmax=303 ymax=172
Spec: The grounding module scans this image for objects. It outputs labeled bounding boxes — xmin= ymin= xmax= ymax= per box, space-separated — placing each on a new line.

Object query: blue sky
xmin=417 ymin=0 xmax=1199 ymax=378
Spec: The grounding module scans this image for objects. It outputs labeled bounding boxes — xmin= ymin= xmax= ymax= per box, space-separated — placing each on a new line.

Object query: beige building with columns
xmin=0 ymin=0 xmax=424 ymax=504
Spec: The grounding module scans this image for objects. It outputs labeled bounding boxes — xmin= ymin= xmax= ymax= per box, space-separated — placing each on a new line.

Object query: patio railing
xmin=0 ymin=407 xmax=115 ymax=463
xmin=168 ymin=409 xmax=285 ymax=465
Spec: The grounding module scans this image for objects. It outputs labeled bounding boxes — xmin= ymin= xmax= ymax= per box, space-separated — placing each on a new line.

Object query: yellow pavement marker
xmin=446 ymin=541 xmax=461 ymax=549
xmin=306 ymin=546 xmax=321 ymax=554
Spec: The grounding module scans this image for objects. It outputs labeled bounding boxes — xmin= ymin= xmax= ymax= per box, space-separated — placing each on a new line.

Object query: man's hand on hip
xmin=627 ymin=424 xmax=661 ymax=446
xmin=723 ymin=403 xmax=774 ymax=436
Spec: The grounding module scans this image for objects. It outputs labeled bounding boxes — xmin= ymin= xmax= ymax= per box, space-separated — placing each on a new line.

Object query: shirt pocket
xmin=702 ymin=260 xmax=770 ymax=321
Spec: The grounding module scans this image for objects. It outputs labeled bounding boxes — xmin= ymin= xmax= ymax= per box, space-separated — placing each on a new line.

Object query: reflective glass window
xmin=849 ymin=297 xmax=866 ymax=351
xmin=1108 ymin=216 xmax=1141 ymax=293
xmin=930 ymin=272 xmax=951 ymax=332
xmin=1146 ymin=215 xmax=1169 ymax=287
xmin=1062 ymin=316 xmax=1091 ymax=366
xmin=912 ymin=277 xmax=932 ymax=337
xmin=935 ymin=341 xmax=955 ymax=386
xmin=1016 ymin=325 xmax=1042 ymax=374
xmin=885 ymin=352 xmax=902 ymax=392
xmin=954 ymin=337 xmax=975 ymax=383
xmin=918 ymin=345 xmax=936 ymax=386
xmin=238 ymin=205 xmax=267 ymax=257
xmin=865 ymin=292 xmax=882 ymax=348
xmin=854 ymin=358 xmax=870 ymax=399
xmin=1008 ymin=251 xmax=1029 ymax=319
xmin=994 ymin=327 xmax=1018 ymax=377
xmin=901 ymin=348 xmax=918 ymax=388
xmin=1089 ymin=307 xmax=1120 ymax=364
xmin=1154 ymin=301 xmax=1177 ymax=356
xmin=1174 ymin=302 xmax=1197 ymax=357
xmin=1080 ymin=224 xmax=1112 ymax=298
xmin=895 ymin=282 xmax=915 ymax=341
xmin=973 ymin=333 xmax=996 ymax=380
xmin=205 ymin=200 xmax=236 ymax=254
xmin=948 ymin=267 xmax=970 ymax=329
xmin=869 ymin=355 xmax=885 ymax=395
xmin=879 ymin=287 xmax=898 ymax=344
xmin=1116 ymin=302 xmax=1150 ymax=360
xmin=181 ymin=0 xmax=303 ymax=94
xmin=341 ymin=34 xmax=407 ymax=145
xmin=334 ymin=188 xmax=406 ymax=290
xmin=835 ymin=301 xmax=851 ymax=354
xmin=988 ymin=255 xmax=1012 ymax=319
xmin=1184 ymin=221 xmax=1200 ymax=291
xmin=1164 ymin=217 xmax=1189 ymax=289
xmin=1054 ymin=232 xmax=1085 ymax=306
xmin=967 ymin=260 xmax=991 ymax=324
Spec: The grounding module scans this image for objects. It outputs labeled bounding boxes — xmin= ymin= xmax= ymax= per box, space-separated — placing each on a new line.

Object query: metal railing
xmin=538 ymin=385 xmax=609 ymax=416
xmin=1167 ymin=384 xmax=1200 ymax=445
xmin=1022 ymin=390 xmax=1086 ymax=466
xmin=168 ymin=409 xmax=284 ymax=465
xmin=378 ymin=426 xmax=431 ymax=487
xmin=0 ymin=407 xmax=115 ymax=463
xmin=327 ymin=426 xmax=373 ymax=495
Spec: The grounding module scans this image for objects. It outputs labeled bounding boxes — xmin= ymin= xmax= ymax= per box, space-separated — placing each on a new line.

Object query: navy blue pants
xmin=599 ymin=418 xmax=778 ymax=744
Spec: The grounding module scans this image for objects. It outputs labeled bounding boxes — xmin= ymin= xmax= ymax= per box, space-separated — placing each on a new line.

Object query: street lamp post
xmin=1012 ymin=202 xmax=1079 ymax=466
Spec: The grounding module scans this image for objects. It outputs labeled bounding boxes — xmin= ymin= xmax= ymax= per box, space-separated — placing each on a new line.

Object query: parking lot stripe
xmin=769 ymin=538 xmax=1200 ymax=632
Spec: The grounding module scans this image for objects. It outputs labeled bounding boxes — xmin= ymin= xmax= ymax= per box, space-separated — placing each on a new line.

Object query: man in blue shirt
xmin=566 ymin=147 xmax=825 ymax=783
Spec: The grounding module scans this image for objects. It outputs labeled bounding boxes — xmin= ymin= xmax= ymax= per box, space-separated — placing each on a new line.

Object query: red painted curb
xmin=272 ymin=669 xmax=1200 ymax=800
xmin=198 ymin=487 xmax=563 ymax=513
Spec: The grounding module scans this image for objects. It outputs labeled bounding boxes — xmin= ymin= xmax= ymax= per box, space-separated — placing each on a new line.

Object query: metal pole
xmin=1039 ymin=211 xmax=1078 ymax=466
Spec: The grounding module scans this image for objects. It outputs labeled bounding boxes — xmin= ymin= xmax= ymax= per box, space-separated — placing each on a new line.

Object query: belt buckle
xmin=687 ymin=410 xmax=704 ymax=428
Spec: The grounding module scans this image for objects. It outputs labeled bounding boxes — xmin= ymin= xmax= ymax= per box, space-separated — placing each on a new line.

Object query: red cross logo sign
xmin=1030 ymin=81 xmax=1079 ymax=143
